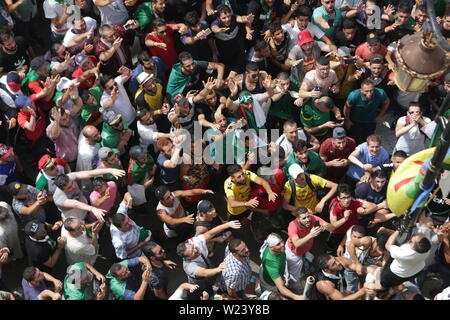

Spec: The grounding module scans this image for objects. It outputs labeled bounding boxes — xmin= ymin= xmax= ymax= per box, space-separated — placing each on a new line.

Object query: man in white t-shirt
xmin=61 ymin=217 xmax=102 ymax=265
xmin=380 ymin=230 xmax=431 ymax=289
xmin=63 ymin=16 xmax=97 ymax=55
xmin=177 ymin=220 xmax=241 ymax=292
xmin=282 ymin=5 xmax=336 ymax=53
xmin=275 ymin=120 xmax=320 ymax=156
xmin=43 ymin=0 xmax=80 ymax=42
xmin=93 ymin=0 xmax=128 ymax=26
xmin=100 ymin=66 xmax=136 ymax=126
xmin=136 ymin=108 xmax=172 ymax=155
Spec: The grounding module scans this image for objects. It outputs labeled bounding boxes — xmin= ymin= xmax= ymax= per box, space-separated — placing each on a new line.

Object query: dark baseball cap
xmin=333 ymin=127 xmax=347 ymax=139
xmin=197 ymin=200 xmax=214 ymax=213
xmin=24 ymin=220 xmax=47 ymax=238
xmin=366 ymin=32 xmax=380 ymax=44
xmin=155 ymin=185 xmax=170 ymax=201
xmin=8 ymin=182 xmax=28 ymax=196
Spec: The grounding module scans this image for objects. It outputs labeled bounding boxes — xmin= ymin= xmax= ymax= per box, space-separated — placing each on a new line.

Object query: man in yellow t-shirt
xmin=282 ymin=163 xmax=337 ymax=215
xmin=224 ymin=164 xmax=277 ymax=221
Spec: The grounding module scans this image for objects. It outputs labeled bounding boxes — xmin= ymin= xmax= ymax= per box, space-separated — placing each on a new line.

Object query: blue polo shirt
xmin=347 ymin=88 xmax=388 ymax=123
xmin=346 ymin=142 xmax=390 ymax=181
xmin=312 ymin=6 xmax=343 ymax=38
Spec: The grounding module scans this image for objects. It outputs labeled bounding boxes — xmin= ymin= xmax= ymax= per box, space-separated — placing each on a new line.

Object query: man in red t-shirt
xmin=326 ymin=183 xmax=377 ymax=254
xmin=72 ymin=54 xmax=99 ymax=90
xmin=319 ymin=127 xmax=356 ymax=181
xmin=16 ymin=95 xmax=47 ymax=146
xmin=145 ymin=18 xmax=188 ymax=68
xmin=285 ymin=206 xmax=334 ymax=290
xmin=355 ymin=32 xmax=387 ymax=65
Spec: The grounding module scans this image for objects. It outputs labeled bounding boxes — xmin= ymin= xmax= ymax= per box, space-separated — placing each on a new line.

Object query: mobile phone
xmin=344 ymin=57 xmax=356 ymax=64
xmin=203 ymin=28 xmax=212 ymax=36
xmin=313 ymin=220 xmax=320 ymax=227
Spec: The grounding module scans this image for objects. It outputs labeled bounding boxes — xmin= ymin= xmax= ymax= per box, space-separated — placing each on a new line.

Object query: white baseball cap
xmin=288 ymin=163 xmax=304 ymax=179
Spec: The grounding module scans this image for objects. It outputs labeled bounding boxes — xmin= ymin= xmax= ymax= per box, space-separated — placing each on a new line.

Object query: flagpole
xmin=397 ymin=93 xmax=450 ymax=245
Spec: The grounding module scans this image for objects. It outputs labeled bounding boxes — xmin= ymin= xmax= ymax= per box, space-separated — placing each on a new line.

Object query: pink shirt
xmin=89 ymin=181 xmax=117 ymax=212
xmin=287 ymin=215 xmax=326 ymax=257
xmin=355 ymin=42 xmax=387 ymax=62
xmin=46 ymin=119 xmax=80 ymax=162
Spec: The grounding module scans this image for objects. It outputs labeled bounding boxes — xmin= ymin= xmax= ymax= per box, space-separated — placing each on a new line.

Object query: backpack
xmin=289 ymin=173 xmax=316 ymax=206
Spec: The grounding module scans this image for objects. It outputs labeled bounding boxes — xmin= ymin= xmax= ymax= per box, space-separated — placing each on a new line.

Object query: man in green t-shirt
xmin=301 ymin=96 xmax=343 ymax=142
xmin=63 ymin=262 xmax=106 ymax=300
xmin=79 ymin=86 xmax=103 ymax=127
xmin=100 ymin=111 xmax=133 ymax=155
xmin=267 ymin=73 xmax=299 ymax=130
xmin=126 ymin=146 xmax=155 ymax=206
xmin=106 ymin=256 xmax=152 ymax=300
xmin=283 ymin=140 xmax=327 ymax=177
xmin=259 ymin=233 xmax=302 ymax=300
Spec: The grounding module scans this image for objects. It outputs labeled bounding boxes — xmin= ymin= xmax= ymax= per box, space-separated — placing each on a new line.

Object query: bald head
xmin=82 ymin=125 xmax=101 ymax=144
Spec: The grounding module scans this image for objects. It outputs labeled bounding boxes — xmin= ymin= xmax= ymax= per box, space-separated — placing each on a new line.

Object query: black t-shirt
xmin=24 ymin=237 xmax=53 ymax=274
xmin=355 ymin=181 xmax=386 ymax=204
xmin=165 ymin=0 xmax=202 ymax=23
xmin=334 ymin=29 xmax=365 ymax=55
xmin=359 ymin=68 xmax=390 ymax=92
xmin=0 ymin=36 xmax=29 ymax=73
xmin=247 ymin=0 xmax=284 ymax=35
xmin=427 ymin=188 xmax=450 ymax=215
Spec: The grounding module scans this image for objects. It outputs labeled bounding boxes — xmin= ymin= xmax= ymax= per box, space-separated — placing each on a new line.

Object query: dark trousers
xmin=380 ymin=257 xmax=420 ymax=289
xmin=349 ymin=122 xmax=377 ymax=145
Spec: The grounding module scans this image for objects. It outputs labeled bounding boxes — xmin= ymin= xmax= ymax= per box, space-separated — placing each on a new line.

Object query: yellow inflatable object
xmin=387 ymin=148 xmax=435 ymax=217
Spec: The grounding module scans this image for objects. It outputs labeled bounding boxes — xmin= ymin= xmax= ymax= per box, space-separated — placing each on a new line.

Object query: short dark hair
xmin=138 ymin=50 xmax=153 ymax=65
xmin=152 ymin=18 xmax=166 ymax=29
xmin=179 ymin=51 xmax=193 ymax=63
xmin=316 ymin=56 xmax=330 ymax=66
xmin=293 ymin=140 xmax=308 ymax=153
xmin=317 ymin=96 xmax=334 ymax=109
xmin=361 ymin=78 xmax=374 ymax=88
xmin=351 ymin=225 xmax=366 ymax=235
xmin=315 ymin=253 xmax=331 ymax=270
xmin=245 ymin=62 xmax=259 ymax=72
xmin=111 ymin=213 xmax=127 ymax=229
xmin=393 ymin=150 xmax=407 ymax=159
xmin=54 ymin=174 xmax=70 ymax=190
xmin=408 ymin=101 xmax=421 ymax=110
xmin=0 ymin=30 xmax=13 ymax=44
xmin=110 ymin=263 xmax=123 ymax=278
xmin=269 ymin=21 xmax=282 ymax=34
xmin=342 ymin=18 xmax=357 ymax=29
xmin=294 ymin=5 xmax=312 ymax=18
xmin=216 ymin=4 xmax=231 ymax=15
xmin=413 ymin=236 xmax=431 ymax=253
xmin=370 ymin=169 xmax=387 ymax=180
xmin=184 ymin=11 xmax=200 ymax=27
xmin=142 ymin=241 xmax=159 ymax=258
xmin=254 ymin=39 xmax=269 ymax=52
xmin=376 ymin=230 xmax=391 ymax=251
xmin=79 ymin=89 xmax=91 ymax=103
xmin=227 ymin=164 xmax=243 ymax=177
xmin=99 ymin=73 xmax=114 ymax=89
xmin=293 ymin=206 xmax=308 ymax=217
xmin=337 ymin=183 xmax=352 ymax=197
xmin=92 ymin=177 xmax=107 ymax=190
xmin=229 ymin=238 xmax=243 ymax=253
xmin=22 ymin=267 xmax=37 ymax=282
xmin=396 ymin=2 xmax=412 ymax=14
xmin=176 ymin=241 xmax=188 ymax=257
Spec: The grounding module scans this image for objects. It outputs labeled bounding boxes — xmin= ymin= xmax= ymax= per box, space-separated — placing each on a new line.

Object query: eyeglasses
xmin=107 ymin=83 xmax=116 ymax=91
xmin=249 ymin=73 xmax=260 ymax=79
xmin=409 ymin=111 xmax=421 ymax=114
xmin=324 ymin=0 xmax=335 ymax=3
xmin=46 ymin=164 xmax=57 ymax=170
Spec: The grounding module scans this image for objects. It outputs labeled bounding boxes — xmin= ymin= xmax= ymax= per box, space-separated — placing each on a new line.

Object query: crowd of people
xmin=0 ymin=0 xmax=449 ymax=301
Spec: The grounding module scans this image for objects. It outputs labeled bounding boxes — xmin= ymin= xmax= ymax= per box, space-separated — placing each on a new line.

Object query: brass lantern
xmin=394 ymin=31 xmax=449 ymax=93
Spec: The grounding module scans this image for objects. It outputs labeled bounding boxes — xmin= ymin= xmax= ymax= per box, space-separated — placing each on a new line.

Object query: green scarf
xmin=21 ymin=69 xmax=42 ymax=96
xmin=166 ymin=62 xmax=193 ymax=99
xmin=64 ymin=263 xmax=91 ymax=300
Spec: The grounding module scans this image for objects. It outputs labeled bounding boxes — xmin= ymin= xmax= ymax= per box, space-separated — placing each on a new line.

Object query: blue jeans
xmin=344 ymin=269 xmax=360 ymax=293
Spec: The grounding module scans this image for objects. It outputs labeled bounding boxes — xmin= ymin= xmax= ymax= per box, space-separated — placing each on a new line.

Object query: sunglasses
xmin=46 ymin=164 xmax=57 ymax=170
xmin=249 ymin=73 xmax=260 ymax=79
xmin=409 ymin=111 xmax=421 ymax=114
xmin=324 ymin=0 xmax=335 ymax=3
xmin=107 ymin=83 xmax=117 ymax=91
